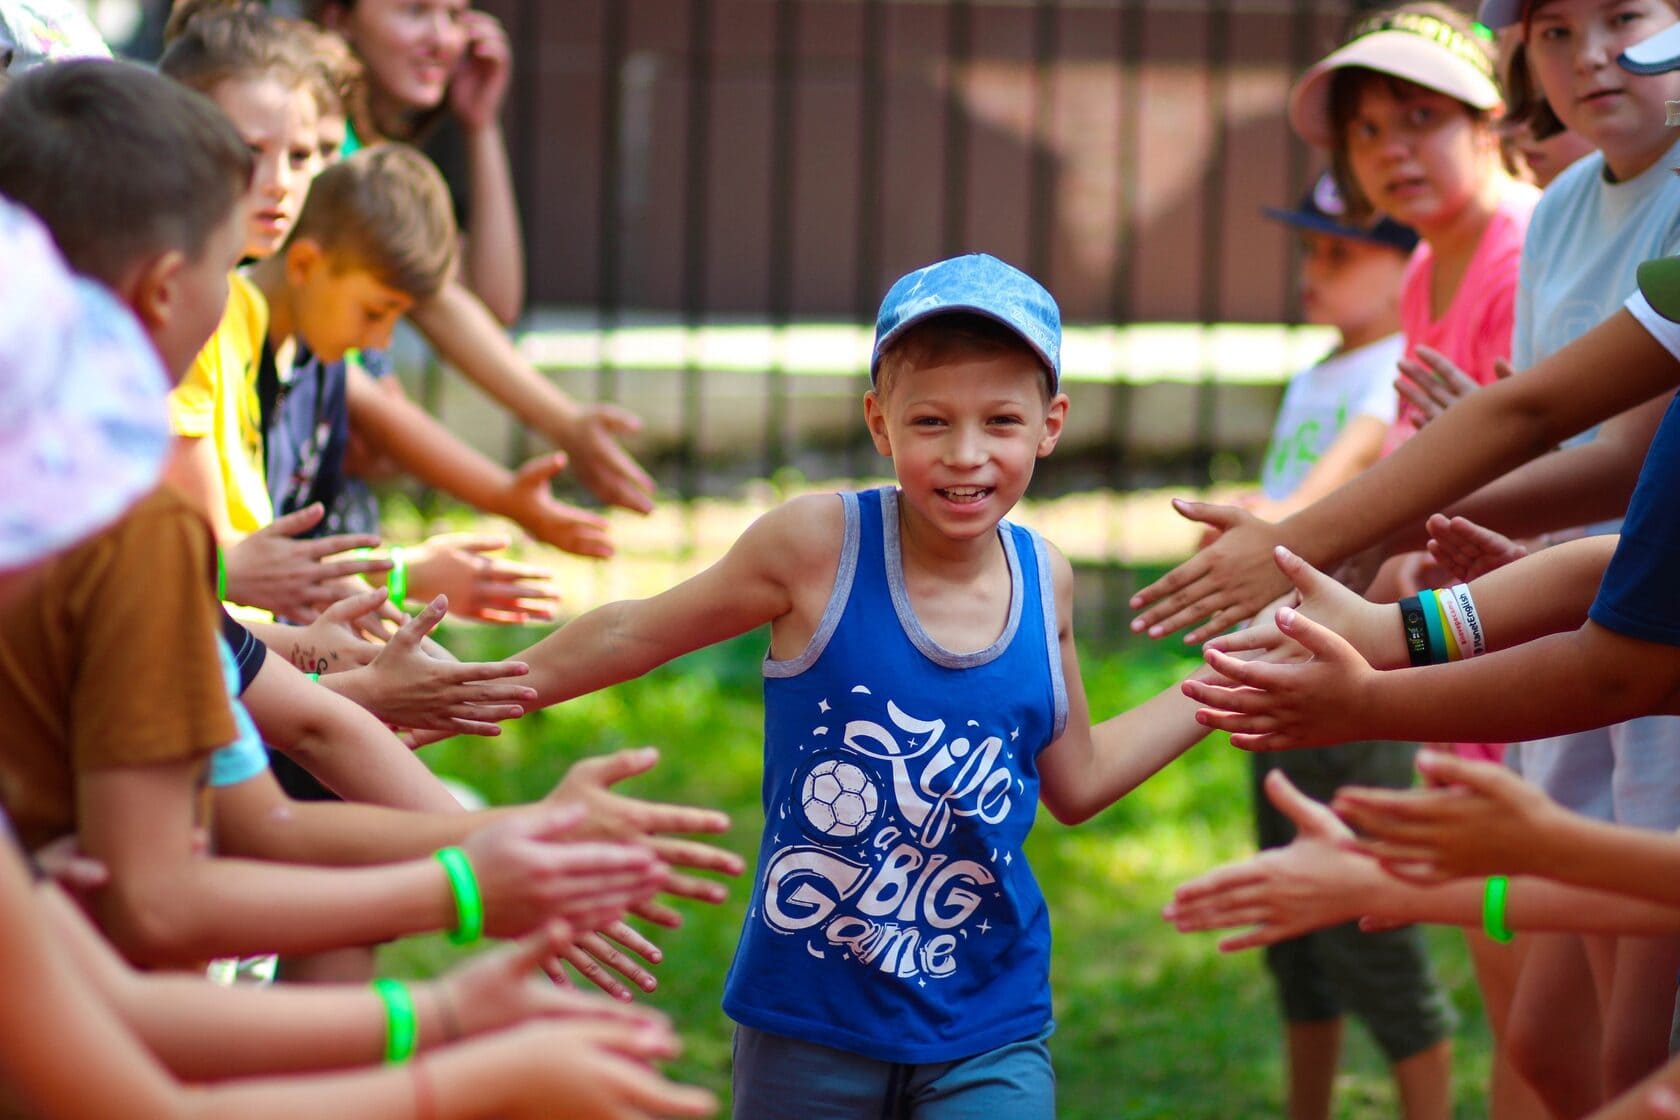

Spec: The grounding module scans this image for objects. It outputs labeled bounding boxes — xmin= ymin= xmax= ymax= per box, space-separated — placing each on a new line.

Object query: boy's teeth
xmin=942 ymin=487 xmax=987 ymax=498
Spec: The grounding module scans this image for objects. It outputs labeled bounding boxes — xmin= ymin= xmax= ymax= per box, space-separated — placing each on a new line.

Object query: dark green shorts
xmin=1252 ymin=742 xmax=1457 ymax=1063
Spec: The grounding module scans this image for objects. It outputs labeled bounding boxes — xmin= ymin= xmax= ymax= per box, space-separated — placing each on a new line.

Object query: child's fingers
xmin=1169 ymin=865 xmax=1270 ymax=906
xmin=629 ymin=897 xmax=685 ymax=929
xmin=439 ymin=660 xmax=533 ymax=685
xmin=646 ymin=835 xmax=744 ymax=876
xmin=1181 ymin=676 xmax=1272 ymax=714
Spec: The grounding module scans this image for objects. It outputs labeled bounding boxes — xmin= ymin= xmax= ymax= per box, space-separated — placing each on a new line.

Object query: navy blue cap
xmin=1262 ymin=173 xmax=1420 ymax=254
xmin=870 ymin=253 xmax=1062 ymax=389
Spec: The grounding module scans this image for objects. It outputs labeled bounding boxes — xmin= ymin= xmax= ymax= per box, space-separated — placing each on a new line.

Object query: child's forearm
xmin=212 ymin=779 xmax=478 ymax=867
xmin=1362 ymin=875 xmax=1680 ymax=936
xmin=247 ymin=658 xmax=462 ymax=813
xmin=98 ymin=851 xmax=453 ymax=965
xmin=1354 ymin=624 xmax=1679 ymax=743
xmin=40 ymin=885 xmax=426 ymax=1079
xmin=409 ymin=280 xmax=579 ymax=446
xmin=344 ymin=366 xmax=524 ymax=517
xmin=1284 ymin=311 xmax=1671 ymax=570
xmin=162 ymin=436 xmax=241 ymax=541
xmin=460 ymin=128 xmax=525 ymax=325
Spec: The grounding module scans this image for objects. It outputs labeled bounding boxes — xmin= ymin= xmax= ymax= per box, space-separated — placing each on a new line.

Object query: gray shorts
xmin=1252 ymin=743 xmax=1457 ymax=1063
xmin=1512 ymin=717 xmax=1680 ymax=829
xmin=731 ymin=1022 xmax=1055 ymax=1120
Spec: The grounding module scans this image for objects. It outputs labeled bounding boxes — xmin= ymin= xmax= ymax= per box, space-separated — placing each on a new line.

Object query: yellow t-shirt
xmin=168 ymin=272 xmax=272 ymax=534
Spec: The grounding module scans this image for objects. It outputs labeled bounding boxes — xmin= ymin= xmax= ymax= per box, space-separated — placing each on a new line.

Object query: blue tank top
xmin=722 ymin=487 xmax=1067 ymax=1063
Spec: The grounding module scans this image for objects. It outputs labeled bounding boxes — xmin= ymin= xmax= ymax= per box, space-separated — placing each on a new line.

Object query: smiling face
xmin=865 ymin=344 xmax=1066 ymax=551
xmin=330 ymin=0 xmax=469 ymax=112
xmin=1342 ymin=76 xmax=1494 ymax=235
xmin=209 ymin=75 xmax=320 ymax=259
xmin=1525 ymin=0 xmax=1680 ymax=176
xmin=284 ymin=240 xmax=413 ymax=363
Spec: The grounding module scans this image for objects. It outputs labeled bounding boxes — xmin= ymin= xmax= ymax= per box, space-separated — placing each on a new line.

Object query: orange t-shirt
xmin=0 ymin=485 xmax=235 ymax=850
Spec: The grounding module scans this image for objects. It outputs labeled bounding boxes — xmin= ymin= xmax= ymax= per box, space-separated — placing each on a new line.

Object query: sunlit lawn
xmin=381 ymin=621 xmax=1493 ymax=1118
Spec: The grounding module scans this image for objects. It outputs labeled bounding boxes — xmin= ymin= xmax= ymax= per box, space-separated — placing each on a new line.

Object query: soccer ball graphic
xmin=799 ymin=758 xmax=880 ymax=839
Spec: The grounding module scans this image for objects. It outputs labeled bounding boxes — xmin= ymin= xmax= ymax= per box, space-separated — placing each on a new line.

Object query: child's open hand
xmin=543 ymin=748 xmax=744 ymax=908
xmin=499 ymin=452 xmax=616 ymax=559
xmin=405 ymin=532 xmax=560 ymax=624
xmin=555 ymin=402 xmax=657 ymax=516
xmin=433 ymin=921 xmax=670 ymax=1036
xmin=495 ymin=1019 xmax=716 ymax=1120
xmin=1424 ymin=513 xmax=1528 ymax=582
xmin=1130 ymin=498 xmax=1291 ymax=643
xmin=545 ymin=920 xmax=667 ymax=1002
xmin=1163 ymin=770 xmax=1383 ymax=950
xmin=1330 ymin=751 xmax=1567 ymax=884
xmin=461 ymin=806 xmax=669 ymax=940
xmin=1185 ymin=601 xmax=1377 ymax=751
xmin=1396 ymin=346 xmax=1510 ymax=429
xmin=222 ymin=503 xmax=390 ymax=619
xmin=1209 ymin=546 xmax=1399 ymax=670
xmin=336 ymin=594 xmax=536 ymax=735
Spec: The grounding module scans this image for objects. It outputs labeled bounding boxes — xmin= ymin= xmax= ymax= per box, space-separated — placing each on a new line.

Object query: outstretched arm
xmin=1035 ymin=543 xmax=1213 ymax=825
xmin=1185 ymin=539 xmax=1638 ymax=750
xmin=517 ymin=495 xmax=838 ymax=709
xmin=1132 ymin=309 xmax=1677 ymax=641
xmin=344 ymin=364 xmax=614 ymax=558
xmin=407 ymin=281 xmax=656 ymax=515
xmin=1163 ymin=769 xmax=1680 ymax=953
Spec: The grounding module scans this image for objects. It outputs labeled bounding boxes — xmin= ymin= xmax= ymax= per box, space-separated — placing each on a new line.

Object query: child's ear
xmin=284 ymin=238 xmax=326 ymax=289
xmin=863 ymin=389 xmax=893 ymax=457
xmin=1037 ymin=392 xmax=1069 ymax=458
xmin=125 ymin=248 xmax=188 ymax=338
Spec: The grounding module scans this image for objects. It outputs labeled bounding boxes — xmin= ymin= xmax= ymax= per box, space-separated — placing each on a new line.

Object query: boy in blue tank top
xmin=514 ymin=253 xmax=1219 ymax=1117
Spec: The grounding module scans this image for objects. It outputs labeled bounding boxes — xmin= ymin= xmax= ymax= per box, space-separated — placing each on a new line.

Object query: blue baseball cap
xmin=1263 ymin=172 xmax=1419 ymax=254
xmin=870 ymin=253 xmax=1062 ymax=390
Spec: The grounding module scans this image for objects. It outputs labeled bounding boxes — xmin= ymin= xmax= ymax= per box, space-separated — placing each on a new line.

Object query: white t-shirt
xmin=1259 ymin=334 xmax=1402 ymax=500
xmin=1627 ymin=289 xmax=1680 ymax=363
xmin=1514 ymin=138 xmax=1680 ymax=370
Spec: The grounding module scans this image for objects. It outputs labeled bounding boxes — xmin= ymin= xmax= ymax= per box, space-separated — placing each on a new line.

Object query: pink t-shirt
xmin=1382 ymin=183 xmax=1540 ymax=457
xmin=1386 ymin=183 xmax=1538 ymax=763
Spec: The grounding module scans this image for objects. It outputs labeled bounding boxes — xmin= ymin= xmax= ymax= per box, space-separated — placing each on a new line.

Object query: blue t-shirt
xmin=722 ymin=487 xmax=1068 ymax=1064
xmin=1589 ymin=388 xmax=1680 ymax=645
xmin=259 ymin=343 xmax=350 ymax=535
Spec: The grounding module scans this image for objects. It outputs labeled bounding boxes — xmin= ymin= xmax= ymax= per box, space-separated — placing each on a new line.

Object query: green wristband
xmin=306 ymin=671 xmax=320 ymax=683
xmin=372 ymin=978 xmax=418 ymax=1063
xmin=434 ymin=846 xmax=483 ymax=945
xmin=1483 ymin=875 xmax=1514 ymax=944
xmin=215 ymin=545 xmax=227 ymax=601
xmin=388 ymin=546 xmax=408 ymax=607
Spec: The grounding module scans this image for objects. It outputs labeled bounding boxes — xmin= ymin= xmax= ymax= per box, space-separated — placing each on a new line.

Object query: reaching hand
xmin=276 ymin=587 xmax=387 ymax=673
xmin=1424 ymin=513 xmax=1528 ymax=582
xmin=545 ymin=920 xmax=668 ymax=1002
xmin=221 ymin=503 xmax=389 ymax=618
xmin=460 ymin=806 xmax=670 ymax=939
xmin=447 ymin=9 xmax=513 ymax=133
xmin=544 ymin=748 xmax=744 ymax=907
xmin=1184 ymin=602 xmax=1378 ymax=751
xmin=405 ymin=532 xmax=560 ymax=624
xmin=432 ymin=921 xmax=668 ymax=1039
xmin=500 ymin=452 xmax=616 ymax=559
xmin=1395 ymin=346 xmax=1510 ymax=429
xmin=1164 ymin=770 xmax=1381 ymax=950
xmin=493 ymin=1019 xmax=716 ymax=1119
xmin=1330 ymin=751 xmax=1567 ymax=884
xmin=556 ymin=403 xmax=657 ymax=516
xmin=1130 ymin=499 xmax=1291 ymax=643
xmin=338 ymin=594 xmax=536 ymax=735
xmin=1208 ymin=546 xmax=1397 ymax=670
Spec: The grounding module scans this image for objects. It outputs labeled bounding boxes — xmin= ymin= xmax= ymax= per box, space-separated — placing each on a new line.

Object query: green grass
xmin=382 ymin=629 xmax=1493 ymax=1118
